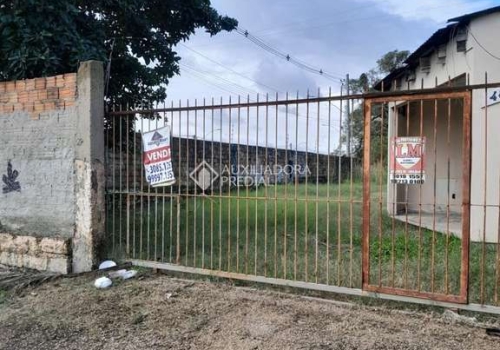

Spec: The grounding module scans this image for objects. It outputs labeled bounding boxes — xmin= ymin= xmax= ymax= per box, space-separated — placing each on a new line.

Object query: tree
xmin=342 ymin=50 xmax=409 ymax=162
xmin=0 ymin=0 xmax=238 ymax=106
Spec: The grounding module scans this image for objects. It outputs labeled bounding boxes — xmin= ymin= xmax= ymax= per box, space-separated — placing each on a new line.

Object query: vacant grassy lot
xmin=107 ymin=181 xmax=500 ymax=305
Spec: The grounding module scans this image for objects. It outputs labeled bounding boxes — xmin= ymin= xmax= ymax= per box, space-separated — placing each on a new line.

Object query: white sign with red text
xmin=389 ymin=136 xmax=426 ymax=185
xmin=142 ymin=126 xmax=175 ymax=187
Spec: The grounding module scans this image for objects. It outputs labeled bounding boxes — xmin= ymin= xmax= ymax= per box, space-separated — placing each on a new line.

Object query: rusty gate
xmin=105 ymin=83 xmax=500 ymax=314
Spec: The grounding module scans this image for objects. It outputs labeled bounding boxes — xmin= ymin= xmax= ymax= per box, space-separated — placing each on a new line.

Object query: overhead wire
xmin=179 ymin=44 xmax=282 ymax=93
xmin=178 ymin=63 xmax=341 ymax=132
xmin=235 ymin=27 xmax=343 ymax=83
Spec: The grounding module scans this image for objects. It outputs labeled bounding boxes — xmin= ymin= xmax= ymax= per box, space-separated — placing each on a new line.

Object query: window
xmin=420 ymin=57 xmax=431 ymax=73
xmin=457 ymin=40 xmax=467 ymax=52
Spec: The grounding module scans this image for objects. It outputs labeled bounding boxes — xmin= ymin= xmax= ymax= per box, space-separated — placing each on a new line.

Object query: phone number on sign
xmin=147 ymin=172 xmax=174 ymax=184
xmin=147 ymin=161 xmax=173 ymax=175
xmin=146 ymin=161 xmax=174 ymax=184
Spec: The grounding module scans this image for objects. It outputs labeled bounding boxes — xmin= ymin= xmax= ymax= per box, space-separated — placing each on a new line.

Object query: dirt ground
xmin=0 ymin=268 xmax=499 ymax=350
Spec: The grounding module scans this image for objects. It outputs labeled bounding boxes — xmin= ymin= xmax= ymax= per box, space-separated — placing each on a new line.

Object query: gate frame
xmin=362 ymin=91 xmax=472 ymax=304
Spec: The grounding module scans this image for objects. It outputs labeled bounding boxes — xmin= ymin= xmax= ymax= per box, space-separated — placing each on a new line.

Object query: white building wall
xmin=386 ymin=13 xmax=500 ymax=242
xmin=469 ymin=14 xmax=500 ymax=243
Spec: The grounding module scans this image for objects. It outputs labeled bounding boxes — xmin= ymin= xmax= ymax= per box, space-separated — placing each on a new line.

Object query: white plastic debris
xmin=98 ymin=260 xmax=117 ymax=270
xmin=442 ymin=309 xmax=477 ymax=325
xmin=94 ymin=276 xmax=112 ymax=289
xmin=108 ymin=269 xmax=128 ymax=279
xmin=122 ymin=270 xmax=138 ymax=280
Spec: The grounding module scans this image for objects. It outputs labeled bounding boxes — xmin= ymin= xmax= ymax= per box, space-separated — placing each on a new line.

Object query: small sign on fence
xmin=142 ymin=126 xmax=175 ymax=187
xmin=389 ymin=136 xmax=426 ymax=185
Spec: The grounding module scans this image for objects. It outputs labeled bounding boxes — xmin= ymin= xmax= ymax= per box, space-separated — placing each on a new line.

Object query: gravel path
xmin=0 ymin=270 xmax=499 ymax=349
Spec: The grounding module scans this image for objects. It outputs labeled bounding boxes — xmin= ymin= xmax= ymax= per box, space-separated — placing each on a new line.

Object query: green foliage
xmin=376 ymin=49 xmax=410 ymax=74
xmin=0 ymin=0 xmax=238 ymax=106
xmin=343 ymin=50 xmax=409 ymax=161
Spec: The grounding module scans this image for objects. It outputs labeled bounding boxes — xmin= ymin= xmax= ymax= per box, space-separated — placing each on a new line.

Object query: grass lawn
xmin=106 ymin=181 xmax=500 ymax=306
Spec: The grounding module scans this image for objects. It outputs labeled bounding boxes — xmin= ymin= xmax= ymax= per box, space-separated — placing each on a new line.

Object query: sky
xmin=145 ymin=0 xmax=500 ymax=154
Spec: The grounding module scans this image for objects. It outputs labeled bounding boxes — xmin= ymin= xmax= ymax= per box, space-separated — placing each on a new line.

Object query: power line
xmin=180 ymin=62 xmax=259 ymax=96
xmin=178 ymin=64 xmax=342 ymax=131
xmin=235 ymin=27 xmax=343 ymax=83
xmin=180 ymin=44 xmax=282 ymax=93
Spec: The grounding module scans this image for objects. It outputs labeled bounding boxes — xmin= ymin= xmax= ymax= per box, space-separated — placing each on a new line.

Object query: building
xmin=376 ymin=6 xmax=500 ymax=242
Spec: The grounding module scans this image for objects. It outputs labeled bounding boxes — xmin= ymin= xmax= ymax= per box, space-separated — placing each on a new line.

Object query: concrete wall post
xmin=72 ymin=61 xmax=105 ymax=273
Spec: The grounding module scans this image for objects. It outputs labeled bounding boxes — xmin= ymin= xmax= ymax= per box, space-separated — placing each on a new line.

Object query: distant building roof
xmin=447 ymin=5 xmax=500 ymax=24
xmin=373 ymin=6 xmax=500 ymax=91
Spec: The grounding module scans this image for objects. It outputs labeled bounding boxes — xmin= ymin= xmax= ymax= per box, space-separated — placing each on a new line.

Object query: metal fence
xmin=105 ymin=82 xmax=500 ymax=314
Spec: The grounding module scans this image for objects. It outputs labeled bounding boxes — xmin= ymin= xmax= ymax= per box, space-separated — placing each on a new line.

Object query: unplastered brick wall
xmin=0 ymin=61 xmax=105 ymax=274
xmin=0 ymin=73 xmax=77 ymax=118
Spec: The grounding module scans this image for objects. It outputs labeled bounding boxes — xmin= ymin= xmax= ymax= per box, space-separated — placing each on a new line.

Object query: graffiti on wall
xmin=2 ymin=160 xmax=21 ymax=194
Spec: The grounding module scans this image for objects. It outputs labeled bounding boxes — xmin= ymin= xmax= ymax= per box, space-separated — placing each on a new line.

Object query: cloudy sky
xmin=147 ymin=0 xmax=500 ymax=154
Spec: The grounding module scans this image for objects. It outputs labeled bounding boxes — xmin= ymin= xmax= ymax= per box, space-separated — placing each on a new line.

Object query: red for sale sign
xmin=389 ymin=136 xmax=425 ymax=185
xmin=142 ymin=126 xmax=175 ymax=187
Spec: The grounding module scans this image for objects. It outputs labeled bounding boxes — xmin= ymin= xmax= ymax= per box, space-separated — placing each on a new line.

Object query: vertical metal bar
xmin=264 ymin=94 xmax=269 ymax=276
xmin=126 ymin=193 xmax=130 ymax=257
xmin=210 ymin=97 xmax=215 ymax=270
xmin=154 ymin=109 xmax=158 ymax=263
xmin=147 ymin=116 xmax=152 ymax=261
xmin=481 ymin=74 xmax=489 ymax=304
xmin=219 ymin=96 xmax=223 ymax=271
xmin=391 ymin=102 xmax=398 ymax=288
xmin=284 ymin=92 xmax=289 ymax=279
xmin=227 ymin=96 xmax=232 ymax=272
xmin=119 ymin=110 xmax=123 ymax=255
xmin=378 ymin=102 xmax=384 ymax=286
xmin=185 ymin=99 xmax=190 ymax=266
xmin=404 ymin=101 xmax=410 ymax=290
xmin=169 ymin=101 xmax=174 ymax=263
xmin=349 ymin=97 xmax=354 ymax=288
xmin=305 ymin=91 xmax=310 ymax=282
xmin=417 ymin=99 xmax=424 ymax=291
xmin=461 ymin=91 xmax=471 ymax=303
xmin=445 ymin=97 xmax=451 ymax=294
xmin=125 ymin=106 xmax=130 ymax=257
xmin=131 ymin=103 xmax=137 ymax=260
xmin=294 ymin=92 xmax=299 ymax=280
xmin=245 ymin=95 xmax=250 ymax=274
xmin=274 ymin=93 xmax=279 ymax=278
xmin=176 ymin=100 xmax=182 ymax=263
xmin=112 ymin=108 xmax=117 ymax=255
xmin=431 ymin=98 xmax=438 ymax=293
xmin=140 ymin=109 xmax=144 ymax=260
xmin=161 ymin=105 xmax=166 ymax=262
xmin=193 ymin=99 xmax=198 ymax=267
xmin=237 ymin=96 xmax=242 ymax=273
xmin=255 ymin=94 xmax=260 ymax=275
xmin=362 ymin=99 xmax=372 ymax=288
xmin=201 ymin=99 xmax=206 ymax=269
xmin=176 ymin=194 xmax=181 ymax=263
xmin=337 ymin=89 xmax=343 ymax=286
xmin=326 ymin=88 xmax=332 ymax=285
xmin=315 ymin=89 xmax=320 ymax=283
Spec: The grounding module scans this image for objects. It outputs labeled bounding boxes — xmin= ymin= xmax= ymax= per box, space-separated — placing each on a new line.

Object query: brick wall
xmin=0 ymin=233 xmax=71 ymax=274
xmin=0 ymin=73 xmax=77 ymax=117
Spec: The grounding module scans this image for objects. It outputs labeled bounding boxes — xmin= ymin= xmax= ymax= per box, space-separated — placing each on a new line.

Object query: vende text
xmin=143 ymin=146 xmax=171 ymax=164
